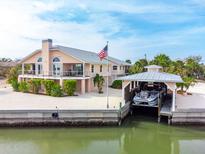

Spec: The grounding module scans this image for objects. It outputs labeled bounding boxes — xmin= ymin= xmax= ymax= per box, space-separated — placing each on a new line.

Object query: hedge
xmin=19 ymin=81 xmax=29 ymax=93
xmin=63 ymin=80 xmax=77 ymax=96
xmin=42 ymin=80 xmax=55 ymax=96
xmin=28 ymin=79 xmax=41 ymax=94
xmin=111 ymin=80 xmax=122 ymax=89
xmin=51 ymin=84 xmax=63 ymax=97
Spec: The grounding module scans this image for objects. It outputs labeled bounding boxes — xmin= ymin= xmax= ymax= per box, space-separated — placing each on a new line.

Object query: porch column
xmin=18 ymin=76 xmax=21 ymax=83
xmin=87 ymin=79 xmax=91 ymax=92
xmin=22 ymin=63 xmax=24 ymax=75
xmin=81 ymin=79 xmax=85 ymax=94
xmin=60 ymin=78 xmax=63 ymax=87
xmin=172 ymin=89 xmax=176 ymax=112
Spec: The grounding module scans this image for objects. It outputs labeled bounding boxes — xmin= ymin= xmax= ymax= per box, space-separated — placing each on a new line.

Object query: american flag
xmin=98 ymin=45 xmax=108 ymax=60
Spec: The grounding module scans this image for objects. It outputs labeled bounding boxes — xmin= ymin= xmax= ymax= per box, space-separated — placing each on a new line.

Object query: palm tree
xmin=150 ymin=54 xmax=171 ymax=72
xmin=129 ymin=58 xmax=148 ymax=74
xmin=176 ymin=77 xmax=195 ymax=92
xmin=93 ymin=74 xmax=105 ymax=93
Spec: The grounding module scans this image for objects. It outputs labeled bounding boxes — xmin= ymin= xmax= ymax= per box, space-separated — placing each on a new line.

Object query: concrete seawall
xmin=172 ymin=109 xmax=205 ymax=124
xmin=0 ymin=103 xmax=130 ymax=127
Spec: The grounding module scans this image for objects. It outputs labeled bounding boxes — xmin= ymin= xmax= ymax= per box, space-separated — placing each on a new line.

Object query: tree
xmin=168 ymin=60 xmax=187 ymax=77
xmin=185 ymin=56 xmax=203 ymax=78
xmin=176 ymin=77 xmax=195 ymax=92
xmin=93 ymin=74 xmax=105 ymax=93
xmin=125 ymin=59 xmax=132 ymax=64
xmin=150 ymin=54 xmax=171 ymax=71
xmin=129 ymin=58 xmax=148 ymax=74
xmin=6 ymin=65 xmax=21 ymax=83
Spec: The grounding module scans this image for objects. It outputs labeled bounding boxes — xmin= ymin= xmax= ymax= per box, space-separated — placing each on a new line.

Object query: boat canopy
xmin=118 ymin=71 xmax=183 ymax=83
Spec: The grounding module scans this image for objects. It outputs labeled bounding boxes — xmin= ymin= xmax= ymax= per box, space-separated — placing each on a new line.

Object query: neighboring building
xmin=18 ymin=39 xmax=131 ymax=94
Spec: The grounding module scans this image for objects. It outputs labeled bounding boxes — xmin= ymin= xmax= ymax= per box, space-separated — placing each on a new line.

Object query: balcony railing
xmin=19 ymin=70 xmax=89 ymax=77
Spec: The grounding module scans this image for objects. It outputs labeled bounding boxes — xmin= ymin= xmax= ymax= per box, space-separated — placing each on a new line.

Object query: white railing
xmin=19 ymin=70 xmax=89 ymax=77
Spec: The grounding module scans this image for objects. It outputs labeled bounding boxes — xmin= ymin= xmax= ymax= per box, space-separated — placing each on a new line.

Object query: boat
xmin=133 ymin=91 xmax=159 ymax=106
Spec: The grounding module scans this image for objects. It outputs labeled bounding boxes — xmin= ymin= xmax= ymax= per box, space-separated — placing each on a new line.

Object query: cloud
xmin=0 ymin=0 xmax=204 ymax=63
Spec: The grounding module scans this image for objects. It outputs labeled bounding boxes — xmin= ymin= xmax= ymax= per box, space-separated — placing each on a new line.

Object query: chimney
xmin=42 ymin=39 xmax=52 ymax=75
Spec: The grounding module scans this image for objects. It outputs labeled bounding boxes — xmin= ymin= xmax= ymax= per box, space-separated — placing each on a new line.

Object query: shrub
xmin=51 ymin=84 xmax=63 ymax=97
xmin=11 ymin=79 xmax=19 ymax=91
xmin=28 ymin=79 xmax=41 ymax=94
xmin=7 ymin=65 xmax=21 ymax=84
xmin=19 ymin=81 xmax=29 ymax=93
xmin=63 ymin=80 xmax=77 ymax=96
xmin=42 ymin=80 xmax=55 ymax=95
xmin=111 ymin=80 xmax=122 ymax=89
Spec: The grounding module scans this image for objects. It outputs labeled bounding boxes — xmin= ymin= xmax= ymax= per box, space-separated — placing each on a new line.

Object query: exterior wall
xmin=110 ymin=64 xmax=127 ymax=75
xmin=22 ymin=51 xmax=42 ymax=64
xmin=85 ymin=63 xmax=91 ymax=76
xmin=147 ymin=68 xmax=161 ymax=72
xmin=50 ymin=50 xmax=81 ymax=64
xmin=76 ymin=80 xmax=81 ymax=93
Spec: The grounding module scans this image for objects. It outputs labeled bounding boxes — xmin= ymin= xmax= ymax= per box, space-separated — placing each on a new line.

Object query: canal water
xmin=0 ymin=116 xmax=204 ymax=154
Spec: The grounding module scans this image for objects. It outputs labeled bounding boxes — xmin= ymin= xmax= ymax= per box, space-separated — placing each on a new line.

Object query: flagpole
xmin=106 ymin=41 xmax=109 ymax=109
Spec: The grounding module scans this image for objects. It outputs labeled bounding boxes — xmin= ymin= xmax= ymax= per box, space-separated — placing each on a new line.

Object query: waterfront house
xmin=18 ymin=39 xmax=131 ymax=94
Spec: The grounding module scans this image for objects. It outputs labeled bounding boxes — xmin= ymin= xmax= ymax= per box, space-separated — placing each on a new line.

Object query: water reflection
xmin=0 ymin=118 xmax=204 ymax=154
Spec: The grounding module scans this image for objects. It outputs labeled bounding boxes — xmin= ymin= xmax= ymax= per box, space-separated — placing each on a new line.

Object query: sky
xmin=0 ymin=0 xmax=205 ymax=63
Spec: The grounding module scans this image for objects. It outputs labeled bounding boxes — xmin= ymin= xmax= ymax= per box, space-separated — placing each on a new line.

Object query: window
xmin=100 ymin=65 xmax=102 ymax=72
xmin=52 ymin=57 xmax=61 ymax=76
xmin=53 ymin=57 xmax=60 ymax=62
xmin=37 ymin=57 xmax=42 ymax=62
xmin=91 ymin=65 xmax=94 ymax=73
xmin=120 ymin=66 xmax=122 ymax=70
xmin=113 ymin=65 xmax=118 ymax=70
xmin=73 ymin=64 xmax=83 ymax=75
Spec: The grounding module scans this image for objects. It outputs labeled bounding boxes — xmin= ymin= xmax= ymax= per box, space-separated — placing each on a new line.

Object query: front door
xmin=53 ymin=63 xmax=61 ymax=76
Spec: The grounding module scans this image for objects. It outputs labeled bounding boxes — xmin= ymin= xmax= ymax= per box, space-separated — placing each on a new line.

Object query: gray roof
xmin=118 ymin=71 xmax=183 ymax=83
xmin=144 ymin=65 xmax=162 ymax=69
xmin=52 ymin=45 xmax=131 ymax=65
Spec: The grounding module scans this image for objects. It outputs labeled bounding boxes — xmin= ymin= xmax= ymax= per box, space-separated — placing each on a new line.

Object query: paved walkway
xmin=0 ymin=87 xmax=123 ymax=110
xmin=176 ymin=82 xmax=205 ymax=110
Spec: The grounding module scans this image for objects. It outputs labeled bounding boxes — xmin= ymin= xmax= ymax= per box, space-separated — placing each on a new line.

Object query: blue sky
xmin=0 ymin=0 xmax=205 ymax=63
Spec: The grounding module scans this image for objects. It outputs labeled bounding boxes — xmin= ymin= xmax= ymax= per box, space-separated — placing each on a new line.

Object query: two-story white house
xmin=18 ymin=39 xmax=131 ymax=94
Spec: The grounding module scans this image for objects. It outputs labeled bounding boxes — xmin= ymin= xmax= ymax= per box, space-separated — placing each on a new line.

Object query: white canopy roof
xmin=118 ymin=71 xmax=183 ymax=83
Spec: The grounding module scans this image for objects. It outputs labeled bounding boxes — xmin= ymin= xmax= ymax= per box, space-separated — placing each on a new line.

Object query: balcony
xmin=19 ymin=70 xmax=89 ymax=78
